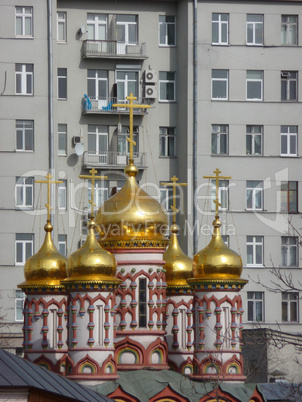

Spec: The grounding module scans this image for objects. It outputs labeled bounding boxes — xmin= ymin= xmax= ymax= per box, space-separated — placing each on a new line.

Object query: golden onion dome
xmin=64 ymin=219 xmax=119 ymax=284
xmin=191 ymin=217 xmax=243 ymax=280
xmin=18 ymin=221 xmax=67 ymax=289
xmin=164 ymin=224 xmax=193 ymax=287
xmin=95 ymin=163 xmax=168 ymax=247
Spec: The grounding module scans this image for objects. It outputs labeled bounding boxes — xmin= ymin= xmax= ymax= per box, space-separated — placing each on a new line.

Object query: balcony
xmin=82 ymin=96 xmax=150 ymax=115
xmin=83 ymin=151 xmax=147 ymax=169
xmin=82 ymin=40 xmax=147 ymax=60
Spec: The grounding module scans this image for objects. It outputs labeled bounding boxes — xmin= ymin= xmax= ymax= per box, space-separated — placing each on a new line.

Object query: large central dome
xmin=95 ymin=164 xmax=168 ymax=248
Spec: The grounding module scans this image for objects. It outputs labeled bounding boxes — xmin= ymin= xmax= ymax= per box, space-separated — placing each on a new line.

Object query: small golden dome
xmin=96 ymin=163 xmax=168 ymax=246
xmin=18 ymin=221 xmax=67 ymax=289
xmin=192 ymin=217 xmax=243 ymax=280
xmin=65 ymin=220 xmax=118 ymax=283
xmin=164 ymin=224 xmax=193 ymax=287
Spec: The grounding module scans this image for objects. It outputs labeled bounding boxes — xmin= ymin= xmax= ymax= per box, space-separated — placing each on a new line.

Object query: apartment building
xmin=0 ymin=0 xmax=302 ymax=383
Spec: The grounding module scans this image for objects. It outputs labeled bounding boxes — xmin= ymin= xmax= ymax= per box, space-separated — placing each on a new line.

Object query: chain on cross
xmin=35 ymin=173 xmax=63 ymax=222
xmin=161 ymin=175 xmax=188 ymax=225
xmin=113 ymin=93 xmax=151 ymax=163
xmin=203 ymin=168 xmax=231 ymax=217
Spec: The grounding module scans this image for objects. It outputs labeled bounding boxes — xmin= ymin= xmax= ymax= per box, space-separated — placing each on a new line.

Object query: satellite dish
xmin=75 ymin=142 xmax=84 ymax=156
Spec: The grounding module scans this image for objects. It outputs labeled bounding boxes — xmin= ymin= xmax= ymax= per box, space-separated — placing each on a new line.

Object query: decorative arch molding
xmin=76 ymin=354 xmax=100 ymax=375
xmin=115 ymin=337 xmax=144 ymax=367
xmin=33 ymin=355 xmax=55 ymax=371
xmin=223 ymin=355 xmax=243 ymax=376
xmin=149 ymin=385 xmax=189 ymax=402
xmin=248 ymin=386 xmax=264 ymax=402
xmin=100 ymin=354 xmax=118 ymax=376
xmin=107 ymin=385 xmax=140 ymax=402
xmin=146 ymin=338 xmax=168 ymax=368
xmin=168 ymin=360 xmax=178 ymax=372
xmin=199 ymin=386 xmax=240 ymax=402
xmin=180 ymin=357 xmax=194 ymax=376
xmin=55 ymin=354 xmax=68 ymax=375
xmin=200 ymin=355 xmax=222 ymax=375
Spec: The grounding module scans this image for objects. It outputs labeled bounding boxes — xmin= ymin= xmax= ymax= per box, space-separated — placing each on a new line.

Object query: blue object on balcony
xmin=84 ymin=94 xmax=92 ymax=110
xmin=102 ymin=102 xmax=113 ymax=111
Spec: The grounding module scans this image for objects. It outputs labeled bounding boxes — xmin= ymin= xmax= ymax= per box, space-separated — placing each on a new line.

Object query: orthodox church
xmin=18 ymin=98 xmax=265 ymax=402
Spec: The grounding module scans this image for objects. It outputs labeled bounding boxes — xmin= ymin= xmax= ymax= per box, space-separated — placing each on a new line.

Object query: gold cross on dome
xmin=203 ymin=168 xmax=231 ymax=217
xmin=161 ymin=176 xmax=187 ymax=224
xmin=35 ymin=173 xmax=63 ymax=222
xmin=79 ymin=168 xmax=108 ymax=219
xmin=113 ymin=93 xmax=151 ymax=162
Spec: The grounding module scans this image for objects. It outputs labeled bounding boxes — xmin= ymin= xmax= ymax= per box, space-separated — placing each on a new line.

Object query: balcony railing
xmin=83 ymin=96 xmax=150 ymax=114
xmin=83 ymin=151 xmax=147 ymax=169
xmin=82 ymin=40 xmax=147 ymax=59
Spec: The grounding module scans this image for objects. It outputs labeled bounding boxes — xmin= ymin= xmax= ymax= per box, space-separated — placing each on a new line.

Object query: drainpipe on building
xmin=47 ymin=0 xmax=54 ymax=224
xmin=193 ymin=0 xmax=198 ymax=254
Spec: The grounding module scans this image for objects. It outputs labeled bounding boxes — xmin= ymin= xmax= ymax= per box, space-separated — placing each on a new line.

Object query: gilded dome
xmin=164 ymin=224 xmax=193 ymax=287
xmin=191 ymin=217 xmax=243 ymax=280
xmin=64 ymin=220 xmax=119 ymax=284
xmin=18 ymin=221 xmax=67 ymax=289
xmin=95 ymin=164 xmax=168 ymax=247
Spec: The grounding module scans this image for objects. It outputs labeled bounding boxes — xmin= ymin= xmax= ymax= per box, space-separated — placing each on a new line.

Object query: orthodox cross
xmin=79 ymin=168 xmax=108 ymax=220
xmin=161 ymin=176 xmax=187 ymax=224
xmin=203 ymin=168 xmax=231 ymax=216
xmin=35 ymin=173 xmax=63 ymax=222
xmin=113 ymin=93 xmax=151 ymax=163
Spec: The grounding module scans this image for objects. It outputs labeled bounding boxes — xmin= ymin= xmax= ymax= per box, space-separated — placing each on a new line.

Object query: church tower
xmin=188 ymin=169 xmax=248 ymax=382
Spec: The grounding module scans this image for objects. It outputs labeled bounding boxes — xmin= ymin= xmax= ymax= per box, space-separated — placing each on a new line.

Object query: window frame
xmin=281 ymin=15 xmax=298 ymax=46
xmin=246 ymin=125 xmax=263 ymax=156
xmin=87 ymin=13 xmax=107 ymax=41
xmin=282 ymin=292 xmax=298 ymax=322
xmin=58 ymin=123 xmax=67 ymax=156
xmin=15 ymin=234 xmax=34 ymax=265
xmin=16 ymin=120 xmax=34 ymax=151
xmin=211 ymin=69 xmax=228 ymax=100
xmin=159 ymin=127 xmax=176 ymax=157
xmin=15 ymin=64 xmax=33 ymax=95
xmin=281 ymin=236 xmax=298 ymax=267
xmin=247 ymin=291 xmax=264 ymax=322
xmin=138 ymin=278 xmax=147 ymax=328
xmin=212 ymin=13 xmax=229 ymax=45
xmin=15 ymin=6 xmax=33 ymax=37
xmin=211 ymin=124 xmax=228 ymax=155
xmin=15 ymin=177 xmax=34 ymax=209
xmin=280 ymin=181 xmax=298 ymax=213
xmin=88 ymin=179 xmax=108 ymax=209
xmin=57 ymin=11 xmax=67 ymax=42
xmin=159 ymin=15 xmax=176 ymax=46
xmin=246 ymin=235 xmax=264 ymax=267
xmin=15 ymin=290 xmax=25 ymax=322
xmin=246 ymin=70 xmax=263 ymax=101
xmin=159 ymin=72 xmax=176 ymax=102
xmin=246 ymin=180 xmax=263 ymax=211
xmin=211 ymin=179 xmax=229 ymax=211
xmin=58 ymin=234 xmax=67 ymax=256
xmin=280 ymin=125 xmax=297 ymax=157
xmin=58 ymin=180 xmax=67 ymax=211
xmin=281 ymin=71 xmax=298 ymax=101
xmin=246 ymin=14 xmax=263 ymax=46
xmin=57 ymin=68 xmax=67 ymax=100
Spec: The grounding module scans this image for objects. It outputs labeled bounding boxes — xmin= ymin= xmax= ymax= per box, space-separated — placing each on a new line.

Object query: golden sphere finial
xmin=124 ymin=162 xmax=138 ymax=177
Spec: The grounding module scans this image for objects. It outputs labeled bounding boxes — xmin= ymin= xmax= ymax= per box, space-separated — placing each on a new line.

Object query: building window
xmin=116 ymin=15 xmax=137 ymax=47
xmin=58 ymin=180 xmax=67 ymax=210
xmin=159 ymin=16 xmax=176 ymax=46
xmin=16 ymin=234 xmax=33 ymax=265
xmin=159 ymin=72 xmax=176 ymax=102
xmin=15 ymin=177 xmax=34 ymax=208
xmin=16 ymin=120 xmax=34 ymax=151
xmin=58 ymin=234 xmax=67 ymax=256
xmin=88 ymin=125 xmax=108 ymax=163
xmin=281 ymin=71 xmax=297 ymax=101
xmin=246 ymin=70 xmax=263 ymax=101
xmin=281 ymin=125 xmax=297 ymax=156
xmin=88 ymin=180 xmax=108 ymax=209
xmin=211 ymin=124 xmax=228 ymax=155
xmin=211 ymin=179 xmax=229 ymax=211
xmin=222 ymin=235 xmax=229 ymax=246
xmin=246 ymin=181 xmax=263 ymax=211
xmin=15 ymin=64 xmax=33 ymax=95
xmin=15 ymin=290 xmax=25 ymax=322
xmin=246 ymin=236 xmax=263 ymax=266
xmin=281 ymin=15 xmax=297 ymax=45
xmin=282 ymin=293 xmax=298 ymax=322
xmin=116 ymin=70 xmax=139 ymax=101
xmin=138 ymin=278 xmax=147 ymax=328
xmin=87 ymin=70 xmax=108 ymax=102
xmin=57 ymin=68 xmax=67 ymax=99
xmin=117 ymin=126 xmax=138 ymax=156
xmin=247 ymin=292 xmax=264 ymax=322
xmin=87 ymin=13 xmax=107 ymax=40
xmin=15 ymin=6 xmax=33 ymax=37
xmin=281 ymin=237 xmax=298 ymax=267
xmin=159 ymin=127 xmax=176 ymax=157
xmin=212 ymin=13 xmax=228 ymax=45
xmin=57 ymin=12 xmax=67 ymax=42
xmin=246 ymin=125 xmax=262 ymax=155
xmin=58 ymin=124 xmax=67 ymax=155
xmin=280 ymin=181 xmax=298 ymax=213
xmin=211 ymin=70 xmax=228 ymax=100
xmin=246 ymin=14 xmax=263 ymax=45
